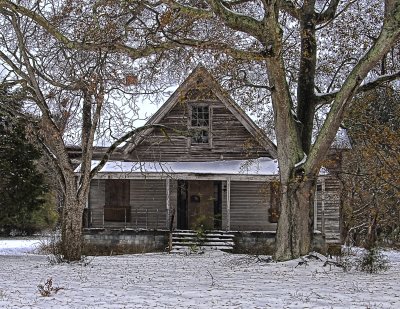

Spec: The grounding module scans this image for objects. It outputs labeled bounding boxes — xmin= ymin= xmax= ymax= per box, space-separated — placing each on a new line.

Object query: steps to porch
xmin=170 ymin=230 xmax=235 ymax=253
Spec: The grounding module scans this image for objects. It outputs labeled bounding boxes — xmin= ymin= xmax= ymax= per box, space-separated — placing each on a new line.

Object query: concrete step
xmin=171 ymin=230 xmax=235 ymax=252
xmin=172 ymin=241 xmax=235 ymax=246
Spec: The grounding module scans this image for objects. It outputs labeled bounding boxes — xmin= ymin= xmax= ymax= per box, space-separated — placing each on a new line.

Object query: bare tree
xmin=0 ymin=0 xmax=176 ymax=261
xmin=133 ymin=0 xmax=400 ymax=260
xmin=1 ymin=0 xmax=400 ymax=261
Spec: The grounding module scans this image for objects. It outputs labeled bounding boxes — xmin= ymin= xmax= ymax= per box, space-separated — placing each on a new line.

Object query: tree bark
xmin=60 ymin=178 xmax=85 ymax=261
xmin=275 ymin=176 xmax=317 ymax=261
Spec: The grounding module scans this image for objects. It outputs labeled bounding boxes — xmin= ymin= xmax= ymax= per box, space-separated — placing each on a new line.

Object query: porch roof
xmin=76 ymin=157 xmax=280 ymax=177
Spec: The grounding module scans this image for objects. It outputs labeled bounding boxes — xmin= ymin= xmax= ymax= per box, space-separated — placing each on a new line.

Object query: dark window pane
xmin=192 ymin=129 xmax=209 ymax=143
xmin=105 ymin=180 xmax=131 ymax=222
xmin=191 ymin=106 xmax=209 ymax=127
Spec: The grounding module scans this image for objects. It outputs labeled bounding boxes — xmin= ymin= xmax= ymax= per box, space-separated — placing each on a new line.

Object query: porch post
xmin=321 ymin=178 xmax=326 ymax=236
xmin=166 ymin=178 xmax=170 ymax=229
xmin=226 ymin=178 xmax=231 ymax=231
xmin=313 ymin=182 xmax=318 ymax=232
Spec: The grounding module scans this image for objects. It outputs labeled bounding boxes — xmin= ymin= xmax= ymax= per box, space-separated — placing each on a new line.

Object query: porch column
xmin=313 ymin=183 xmax=318 ymax=232
xmin=166 ymin=178 xmax=170 ymax=229
xmin=226 ymin=178 xmax=231 ymax=231
xmin=321 ymin=178 xmax=326 ymax=236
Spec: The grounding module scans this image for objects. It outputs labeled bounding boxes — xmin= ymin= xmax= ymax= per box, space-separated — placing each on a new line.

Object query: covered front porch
xmin=83 ymin=158 xmax=280 ymax=233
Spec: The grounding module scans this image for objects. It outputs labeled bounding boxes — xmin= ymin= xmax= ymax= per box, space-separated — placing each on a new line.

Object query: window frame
xmin=188 ymin=103 xmax=212 ymax=147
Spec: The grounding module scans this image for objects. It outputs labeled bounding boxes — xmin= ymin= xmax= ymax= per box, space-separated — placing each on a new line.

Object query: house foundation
xmin=82 ymin=229 xmax=327 ymax=255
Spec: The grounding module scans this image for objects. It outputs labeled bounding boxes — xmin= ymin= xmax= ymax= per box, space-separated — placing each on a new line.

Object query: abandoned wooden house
xmin=79 ymin=66 xmax=344 ymax=252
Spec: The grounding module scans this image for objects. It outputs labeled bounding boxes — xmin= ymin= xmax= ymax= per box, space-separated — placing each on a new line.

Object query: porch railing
xmin=84 ymin=207 xmax=168 ymax=230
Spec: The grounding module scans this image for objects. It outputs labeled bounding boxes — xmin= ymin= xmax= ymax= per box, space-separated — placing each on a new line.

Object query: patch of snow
xmin=294 ymin=153 xmax=307 ymax=168
xmin=1 ymin=239 xmax=400 ymax=308
xmin=76 ymin=157 xmax=280 ymax=176
xmin=0 ymin=238 xmax=41 ymax=255
xmin=319 ymin=166 xmax=330 ymax=175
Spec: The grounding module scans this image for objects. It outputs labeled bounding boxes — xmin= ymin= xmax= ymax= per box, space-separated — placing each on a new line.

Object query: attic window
xmin=190 ymin=105 xmax=210 ymax=144
xmin=191 ymin=106 xmax=209 ymax=126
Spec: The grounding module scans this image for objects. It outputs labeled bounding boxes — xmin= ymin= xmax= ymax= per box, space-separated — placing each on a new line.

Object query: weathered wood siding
xmin=128 ymin=92 xmax=270 ymax=162
xmin=229 ymin=181 xmax=277 ymax=231
xmin=315 ymin=177 xmax=341 ymax=242
xmin=169 ymin=179 xmax=178 ymax=229
xmin=222 ymin=181 xmax=228 ymax=230
xmin=129 ymin=179 xmax=167 ymax=229
xmin=88 ymin=179 xmax=168 ymax=229
xmin=88 ymin=179 xmax=105 ymax=227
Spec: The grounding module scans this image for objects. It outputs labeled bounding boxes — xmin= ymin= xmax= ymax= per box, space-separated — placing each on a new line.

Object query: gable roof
xmin=123 ymin=65 xmax=277 ymax=158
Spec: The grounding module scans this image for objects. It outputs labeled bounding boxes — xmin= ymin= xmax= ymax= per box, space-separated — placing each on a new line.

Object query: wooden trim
xmin=321 ymin=178 xmax=326 ymax=235
xmin=209 ymin=105 xmax=213 ymax=148
xmin=188 ymin=102 xmax=211 ymax=147
xmin=166 ymin=178 xmax=170 ymax=228
xmin=226 ymin=178 xmax=231 ymax=231
xmin=90 ymin=172 xmax=279 ymax=182
xmin=313 ymin=183 xmax=318 ymax=232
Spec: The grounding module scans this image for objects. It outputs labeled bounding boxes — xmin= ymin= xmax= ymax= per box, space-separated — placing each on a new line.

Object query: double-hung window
xmin=190 ymin=105 xmax=210 ymax=144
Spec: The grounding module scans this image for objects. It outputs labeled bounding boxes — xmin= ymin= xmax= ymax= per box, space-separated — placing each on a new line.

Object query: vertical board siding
xmin=130 ymin=179 xmax=167 ymax=229
xmin=89 ymin=179 xmax=105 ymax=227
xmin=230 ymin=181 xmax=277 ymax=231
xmin=88 ymin=179 xmax=167 ymax=229
xmin=222 ymin=181 xmax=228 ymax=230
xmin=169 ymin=179 xmax=178 ymax=229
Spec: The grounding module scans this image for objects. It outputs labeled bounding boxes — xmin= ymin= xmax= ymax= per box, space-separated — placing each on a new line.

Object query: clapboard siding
xmin=129 ymin=97 xmax=270 ymax=162
xmin=315 ymin=177 xmax=341 ymax=242
xmin=230 ymin=181 xmax=276 ymax=231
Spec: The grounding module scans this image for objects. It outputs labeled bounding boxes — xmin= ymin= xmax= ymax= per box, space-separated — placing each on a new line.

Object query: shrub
xmin=356 ymin=247 xmax=389 ymax=273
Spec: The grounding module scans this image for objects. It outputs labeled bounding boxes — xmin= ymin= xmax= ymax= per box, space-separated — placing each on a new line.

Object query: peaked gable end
xmin=123 ymin=66 xmax=277 ymax=162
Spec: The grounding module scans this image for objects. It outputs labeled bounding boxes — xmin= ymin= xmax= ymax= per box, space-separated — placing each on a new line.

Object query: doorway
xmin=177 ymin=180 xmax=222 ymax=230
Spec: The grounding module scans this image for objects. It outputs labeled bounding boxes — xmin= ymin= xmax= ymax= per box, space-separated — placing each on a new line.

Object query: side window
xmin=190 ymin=105 xmax=210 ymax=144
xmin=104 ymin=179 xmax=130 ymax=222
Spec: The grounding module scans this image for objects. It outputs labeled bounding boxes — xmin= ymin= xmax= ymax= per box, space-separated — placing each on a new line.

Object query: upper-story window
xmin=190 ymin=105 xmax=210 ymax=144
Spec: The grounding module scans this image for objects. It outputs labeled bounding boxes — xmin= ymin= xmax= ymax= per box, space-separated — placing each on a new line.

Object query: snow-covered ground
xmin=1 ymin=238 xmax=400 ymax=308
xmin=0 ymin=238 xmax=42 ymax=255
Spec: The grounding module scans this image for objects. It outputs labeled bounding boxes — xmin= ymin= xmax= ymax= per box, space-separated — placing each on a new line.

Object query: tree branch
xmin=280 ymin=0 xmax=300 ymax=19
xmin=206 ymin=0 xmax=264 ymax=39
xmin=88 ymin=124 xmax=169 ymax=179
xmin=158 ymin=0 xmax=214 ymax=19
xmin=305 ymin=0 xmax=400 ymax=173
xmin=0 ymin=0 xmax=177 ymax=58
xmin=316 ymin=0 xmax=341 ymax=24
xmin=316 ymin=71 xmax=400 ymax=106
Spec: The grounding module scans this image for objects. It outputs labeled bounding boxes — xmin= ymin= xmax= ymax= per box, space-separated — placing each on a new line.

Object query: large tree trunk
xmin=274 ymin=176 xmax=317 ymax=261
xmin=61 ymin=179 xmax=86 ymax=261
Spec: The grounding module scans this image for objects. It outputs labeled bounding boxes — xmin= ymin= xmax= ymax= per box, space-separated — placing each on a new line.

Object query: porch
xmin=82 ymin=159 xmax=341 ymax=243
xmin=86 ymin=177 xmax=280 ymax=232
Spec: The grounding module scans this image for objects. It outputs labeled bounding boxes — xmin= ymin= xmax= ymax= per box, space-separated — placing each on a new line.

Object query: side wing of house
xmin=314 ymin=176 xmax=342 ymax=243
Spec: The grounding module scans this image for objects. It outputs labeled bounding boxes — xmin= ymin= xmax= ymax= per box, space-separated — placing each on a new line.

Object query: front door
xmin=177 ymin=180 xmax=222 ymax=230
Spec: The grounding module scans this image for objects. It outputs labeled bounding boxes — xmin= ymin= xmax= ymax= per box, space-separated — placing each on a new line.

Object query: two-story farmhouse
xmin=80 ymin=66 xmax=342 ymax=251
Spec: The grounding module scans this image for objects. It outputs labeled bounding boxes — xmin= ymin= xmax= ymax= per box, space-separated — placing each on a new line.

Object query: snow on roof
xmin=75 ymin=157 xmax=280 ymax=176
